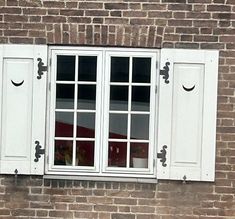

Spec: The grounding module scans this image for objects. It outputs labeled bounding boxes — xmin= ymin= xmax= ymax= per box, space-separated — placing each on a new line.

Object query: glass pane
xmin=56 ymin=84 xmax=74 ymax=109
xmin=131 ymin=114 xmax=149 ymax=140
xmin=111 ymin=57 xmax=129 ymax=82
xmin=54 ymin=140 xmax=73 ymax=166
xmin=55 ymin=112 xmax=74 ymax=137
xmin=57 ymin=55 xmax=75 ymax=81
xmin=108 ymin=142 xmax=127 ymax=167
xmin=110 ymin=86 xmax=128 ymax=111
xmin=131 ymin=86 xmax=150 ymax=111
xmin=77 ymin=85 xmax=96 ymax=110
xmin=76 ymin=141 xmax=94 ymax=166
xmin=109 ymin=114 xmax=128 ymax=139
xmin=78 ymin=56 xmax=97 ymax=81
xmin=130 ymin=143 xmax=149 ymax=168
xmin=77 ymin=113 xmax=95 ymax=138
xmin=132 ymin=57 xmax=151 ymax=83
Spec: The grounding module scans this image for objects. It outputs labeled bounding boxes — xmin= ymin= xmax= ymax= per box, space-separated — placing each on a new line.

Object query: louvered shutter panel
xmin=157 ymin=49 xmax=218 ymax=181
xmin=0 ymin=45 xmax=47 ymax=175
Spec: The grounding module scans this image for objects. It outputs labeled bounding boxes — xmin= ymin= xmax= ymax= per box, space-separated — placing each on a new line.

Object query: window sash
xmin=48 ymin=49 xmax=103 ymax=173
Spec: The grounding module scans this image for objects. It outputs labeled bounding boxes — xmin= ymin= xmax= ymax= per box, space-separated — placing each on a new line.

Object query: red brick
xmin=42 ymin=16 xmax=66 ymax=23
xmin=9 ymin=37 xmax=33 ymax=44
xmin=142 ymin=4 xmax=167 ymax=10
xmin=6 ymin=0 xmax=18 ymax=6
xmin=60 ymin=9 xmax=84 ymax=16
xmin=66 ymin=2 xmax=77 ymax=8
xmin=130 ymin=18 xmax=154 ymax=25
xmin=105 ymin=18 xmax=129 ymax=25
xmin=0 ymin=7 xmax=21 ymax=14
xmin=105 ymin=3 xmax=128 ymax=10
xmin=68 ymin=17 xmax=91 ymax=23
xmin=79 ymin=2 xmax=103 ymax=9
xmin=124 ymin=11 xmax=147 ymax=17
xmin=4 ymin=15 xmax=28 ymax=22
xmin=43 ymin=1 xmax=65 ymax=8
xmin=112 ymin=213 xmax=135 ymax=219
xmin=168 ymin=4 xmax=192 ymax=11
xmin=4 ymin=30 xmax=28 ymax=37
xmin=168 ymin=19 xmax=192 ymax=26
xmin=207 ymin=4 xmax=231 ymax=11
xmin=49 ymin=210 xmax=73 ymax=218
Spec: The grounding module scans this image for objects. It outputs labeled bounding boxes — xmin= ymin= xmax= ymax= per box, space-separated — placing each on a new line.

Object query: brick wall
xmin=0 ymin=0 xmax=235 ymax=218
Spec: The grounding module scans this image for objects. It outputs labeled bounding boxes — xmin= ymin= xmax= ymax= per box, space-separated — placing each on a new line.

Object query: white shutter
xmin=157 ymin=49 xmax=219 ymax=181
xmin=0 ymin=45 xmax=47 ymax=175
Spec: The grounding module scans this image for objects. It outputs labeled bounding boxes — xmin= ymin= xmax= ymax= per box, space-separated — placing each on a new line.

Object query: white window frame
xmin=45 ymin=47 xmax=159 ymax=179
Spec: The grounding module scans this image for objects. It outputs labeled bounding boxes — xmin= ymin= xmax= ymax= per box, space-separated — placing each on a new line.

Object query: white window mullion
xmin=126 ymin=57 xmax=133 ymax=168
xmin=72 ymin=55 xmax=79 ymax=166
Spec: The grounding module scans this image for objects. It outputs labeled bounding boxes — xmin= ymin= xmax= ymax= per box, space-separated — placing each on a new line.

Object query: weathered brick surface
xmin=0 ymin=0 xmax=235 ymax=218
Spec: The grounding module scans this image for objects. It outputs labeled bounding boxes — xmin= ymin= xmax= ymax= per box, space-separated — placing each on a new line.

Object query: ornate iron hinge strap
xmin=37 ymin=58 xmax=48 ymax=79
xmin=157 ymin=145 xmax=167 ymax=167
xmin=160 ymin=62 xmax=170 ymax=84
xmin=34 ymin=141 xmax=45 ymax=162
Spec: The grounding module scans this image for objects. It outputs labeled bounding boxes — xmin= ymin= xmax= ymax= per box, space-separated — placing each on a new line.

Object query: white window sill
xmin=43 ymin=174 xmax=158 ymax=184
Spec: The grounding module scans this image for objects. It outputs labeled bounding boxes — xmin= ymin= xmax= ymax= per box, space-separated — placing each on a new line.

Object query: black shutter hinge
xmin=157 ymin=145 xmax=167 ymax=167
xmin=37 ymin=58 xmax=48 ymax=79
xmin=34 ymin=141 xmax=45 ymax=162
xmin=160 ymin=62 xmax=170 ymax=84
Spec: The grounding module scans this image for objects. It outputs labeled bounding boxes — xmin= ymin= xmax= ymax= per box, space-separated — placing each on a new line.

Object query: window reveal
xmin=49 ymin=48 xmax=157 ymax=177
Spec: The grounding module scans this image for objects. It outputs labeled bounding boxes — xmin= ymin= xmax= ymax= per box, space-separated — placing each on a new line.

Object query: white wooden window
xmin=46 ymin=47 xmax=158 ymax=178
xmin=0 ymin=45 xmax=218 ymax=181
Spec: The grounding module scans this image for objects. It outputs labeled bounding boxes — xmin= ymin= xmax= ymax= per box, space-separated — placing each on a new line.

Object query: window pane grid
xmin=54 ymin=54 xmax=97 ymax=167
xmin=108 ymin=56 xmax=151 ymax=169
xmin=109 ymin=111 xmax=150 ymax=114
xmin=108 ymin=139 xmax=149 ymax=143
xmin=110 ymin=82 xmax=150 ymax=86
xmin=55 ymin=109 xmax=96 ymax=113
xmin=56 ymin=81 xmax=97 ymax=85
xmin=54 ymin=137 xmax=96 ymax=143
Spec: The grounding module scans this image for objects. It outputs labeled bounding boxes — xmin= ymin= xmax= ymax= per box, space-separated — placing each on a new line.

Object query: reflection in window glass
xmin=76 ymin=141 xmax=94 ymax=166
xmin=109 ymin=114 xmax=128 ymax=139
xmin=111 ymin=57 xmax=129 ymax=82
xmin=54 ymin=140 xmax=73 ymax=166
xmin=108 ymin=142 xmax=127 ymax=167
xmin=56 ymin=84 xmax=75 ymax=109
xmin=131 ymin=86 xmax=150 ymax=111
xmin=55 ymin=112 xmax=74 ymax=137
xmin=77 ymin=85 xmax=96 ymax=110
xmin=130 ymin=143 xmax=149 ymax=168
xmin=77 ymin=113 xmax=95 ymax=138
xmin=132 ymin=57 xmax=151 ymax=83
xmin=110 ymin=86 xmax=128 ymax=111
xmin=78 ymin=56 xmax=97 ymax=81
xmin=57 ymin=56 xmax=75 ymax=81
xmin=131 ymin=114 xmax=149 ymax=140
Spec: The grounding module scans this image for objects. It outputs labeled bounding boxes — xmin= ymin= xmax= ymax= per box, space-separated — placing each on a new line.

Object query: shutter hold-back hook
xmin=14 ymin=169 xmax=18 ymax=186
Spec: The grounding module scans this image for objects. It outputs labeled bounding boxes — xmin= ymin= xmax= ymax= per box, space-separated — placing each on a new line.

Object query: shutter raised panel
xmin=157 ymin=49 xmax=219 ymax=181
xmin=0 ymin=45 xmax=47 ymax=175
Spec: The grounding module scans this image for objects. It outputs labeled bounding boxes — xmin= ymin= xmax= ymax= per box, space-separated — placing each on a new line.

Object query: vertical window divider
xmin=73 ymin=55 xmax=79 ymax=166
xmin=127 ymin=56 xmax=133 ymax=168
